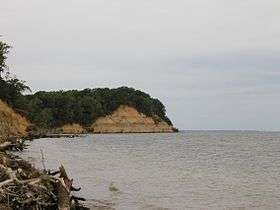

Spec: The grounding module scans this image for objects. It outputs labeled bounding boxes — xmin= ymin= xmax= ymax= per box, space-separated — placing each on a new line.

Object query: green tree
xmin=0 ymin=40 xmax=30 ymax=108
xmin=0 ymin=40 xmax=11 ymax=77
xmin=24 ymin=87 xmax=173 ymax=128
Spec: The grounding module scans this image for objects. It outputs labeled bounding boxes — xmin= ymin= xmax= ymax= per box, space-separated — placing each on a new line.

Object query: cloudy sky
xmin=1 ymin=0 xmax=280 ymax=130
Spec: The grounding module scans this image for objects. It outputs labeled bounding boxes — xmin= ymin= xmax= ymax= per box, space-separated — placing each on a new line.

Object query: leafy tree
xmin=25 ymin=87 xmax=173 ymax=128
xmin=0 ymin=40 xmax=30 ymax=109
xmin=0 ymin=40 xmax=11 ymax=77
xmin=0 ymin=40 xmax=173 ymax=128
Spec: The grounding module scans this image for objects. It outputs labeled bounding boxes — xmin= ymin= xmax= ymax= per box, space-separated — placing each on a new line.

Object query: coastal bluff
xmin=58 ymin=105 xmax=176 ymax=134
xmin=90 ymin=105 xmax=175 ymax=133
xmin=0 ymin=100 xmax=29 ymax=142
xmin=0 ymin=99 xmax=176 ymax=136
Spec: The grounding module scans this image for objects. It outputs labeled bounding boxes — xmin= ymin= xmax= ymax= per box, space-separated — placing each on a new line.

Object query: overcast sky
xmin=1 ymin=0 xmax=280 ymax=130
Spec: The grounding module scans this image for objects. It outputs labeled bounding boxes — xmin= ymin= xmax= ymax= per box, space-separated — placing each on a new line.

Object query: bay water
xmin=19 ymin=131 xmax=280 ymax=210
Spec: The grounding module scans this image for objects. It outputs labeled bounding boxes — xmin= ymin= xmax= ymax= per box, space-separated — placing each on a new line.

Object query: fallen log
xmin=0 ymin=142 xmax=12 ymax=151
xmin=0 ymin=140 xmax=27 ymax=152
xmin=71 ymin=195 xmax=86 ymax=202
xmin=71 ymin=186 xmax=81 ymax=191
xmin=57 ymin=177 xmax=71 ymax=210
xmin=0 ymin=139 xmax=89 ymax=210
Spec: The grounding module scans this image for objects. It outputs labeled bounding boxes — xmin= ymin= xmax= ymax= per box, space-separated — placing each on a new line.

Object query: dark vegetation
xmin=0 ymin=40 xmax=30 ymax=111
xmin=25 ymin=87 xmax=172 ymax=128
xmin=0 ymin=40 xmax=173 ymax=128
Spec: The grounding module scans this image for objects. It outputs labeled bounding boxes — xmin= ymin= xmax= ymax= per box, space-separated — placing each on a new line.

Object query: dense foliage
xmin=0 ymin=40 xmax=172 ymax=128
xmin=0 ymin=40 xmax=30 ymax=109
xmin=25 ymin=87 xmax=172 ymax=128
xmin=0 ymin=40 xmax=10 ymax=75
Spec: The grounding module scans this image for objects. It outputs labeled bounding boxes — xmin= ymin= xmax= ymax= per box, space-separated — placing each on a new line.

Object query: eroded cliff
xmin=0 ymin=100 xmax=29 ymax=142
xmin=90 ymin=105 xmax=175 ymax=133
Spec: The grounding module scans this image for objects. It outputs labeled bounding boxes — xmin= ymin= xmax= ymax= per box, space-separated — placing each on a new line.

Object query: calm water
xmin=19 ymin=131 xmax=280 ymax=210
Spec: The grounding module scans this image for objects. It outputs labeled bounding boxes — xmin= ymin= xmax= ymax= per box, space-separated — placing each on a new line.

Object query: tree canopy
xmin=0 ymin=39 xmax=173 ymax=129
xmin=0 ymin=40 xmax=11 ymax=76
xmin=25 ymin=87 xmax=173 ymax=128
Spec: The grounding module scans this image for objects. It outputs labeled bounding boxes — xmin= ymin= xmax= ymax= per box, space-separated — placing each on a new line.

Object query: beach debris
xmin=0 ymin=140 xmax=89 ymax=210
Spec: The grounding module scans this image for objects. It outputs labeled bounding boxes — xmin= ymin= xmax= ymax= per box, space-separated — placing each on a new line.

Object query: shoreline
xmin=0 ymin=138 xmax=89 ymax=210
xmin=24 ymin=128 xmax=179 ymax=141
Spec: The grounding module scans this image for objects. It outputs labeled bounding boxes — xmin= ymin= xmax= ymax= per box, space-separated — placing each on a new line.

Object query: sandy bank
xmin=91 ymin=105 xmax=175 ymax=133
xmin=0 ymin=100 xmax=29 ymax=143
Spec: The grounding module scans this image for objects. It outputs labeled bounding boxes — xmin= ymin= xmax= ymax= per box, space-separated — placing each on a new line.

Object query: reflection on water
xmin=19 ymin=131 xmax=280 ymax=210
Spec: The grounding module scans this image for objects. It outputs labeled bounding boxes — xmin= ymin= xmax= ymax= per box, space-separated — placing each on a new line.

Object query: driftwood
xmin=0 ymin=139 xmax=89 ymax=210
xmin=0 ymin=139 xmax=26 ymax=152
xmin=56 ymin=165 xmax=72 ymax=210
xmin=0 ymin=142 xmax=12 ymax=151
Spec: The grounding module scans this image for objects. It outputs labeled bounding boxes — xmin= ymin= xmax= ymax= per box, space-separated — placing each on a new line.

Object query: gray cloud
xmin=1 ymin=0 xmax=280 ymax=130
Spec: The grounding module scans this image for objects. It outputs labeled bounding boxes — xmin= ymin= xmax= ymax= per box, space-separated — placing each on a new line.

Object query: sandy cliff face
xmin=91 ymin=105 xmax=174 ymax=133
xmin=59 ymin=123 xmax=85 ymax=134
xmin=0 ymin=100 xmax=29 ymax=142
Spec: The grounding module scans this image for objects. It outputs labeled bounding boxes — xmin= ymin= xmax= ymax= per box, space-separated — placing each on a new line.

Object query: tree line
xmin=24 ymin=88 xmax=172 ymax=128
xmin=0 ymin=40 xmax=172 ymax=128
